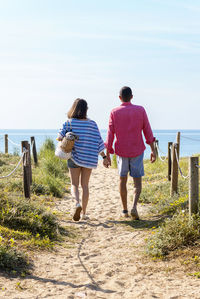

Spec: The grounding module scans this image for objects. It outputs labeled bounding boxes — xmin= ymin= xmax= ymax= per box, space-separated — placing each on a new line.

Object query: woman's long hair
xmin=67 ymin=98 xmax=88 ymax=119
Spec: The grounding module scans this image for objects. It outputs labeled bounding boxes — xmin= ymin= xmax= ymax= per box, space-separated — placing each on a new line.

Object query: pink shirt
xmin=105 ymin=102 xmax=155 ymax=157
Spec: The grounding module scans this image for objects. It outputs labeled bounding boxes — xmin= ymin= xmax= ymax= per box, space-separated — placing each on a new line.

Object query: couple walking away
xmin=57 ymin=86 xmax=156 ymax=221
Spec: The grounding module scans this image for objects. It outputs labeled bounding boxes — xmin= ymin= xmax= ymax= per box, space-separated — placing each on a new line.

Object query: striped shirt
xmin=58 ymin=118 xmax=105 ymax=168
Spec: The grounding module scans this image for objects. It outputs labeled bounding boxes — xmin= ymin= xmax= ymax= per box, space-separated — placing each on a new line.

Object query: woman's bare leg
xmin=81 ymin=168 xmax=92 ymax=215
xmin=69 ymin=167 xmax=81 ymax=205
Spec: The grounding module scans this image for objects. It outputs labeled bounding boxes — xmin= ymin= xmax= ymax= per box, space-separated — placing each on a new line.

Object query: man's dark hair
xmin=119 ymin=86 xmax=133 ymax=102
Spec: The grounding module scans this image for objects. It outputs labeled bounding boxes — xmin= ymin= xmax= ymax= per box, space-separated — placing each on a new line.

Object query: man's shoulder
xmin=111 ymin=106 xmax=120 ymax=114
xmin=111 ymin=104 xmax=145 ymax=113
xmin=132 ymin=104 xmax=145 ymax=111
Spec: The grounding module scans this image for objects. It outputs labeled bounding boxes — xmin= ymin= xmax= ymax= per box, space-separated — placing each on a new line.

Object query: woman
xmin=58 ymin=98 xmax=109 ymax=221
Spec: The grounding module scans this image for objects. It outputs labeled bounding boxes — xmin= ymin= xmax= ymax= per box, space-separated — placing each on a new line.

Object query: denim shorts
xmin=67 ymin=159 xmax=80 ymax=168
xmin=117 ymin=153 xmax=144 ymax=178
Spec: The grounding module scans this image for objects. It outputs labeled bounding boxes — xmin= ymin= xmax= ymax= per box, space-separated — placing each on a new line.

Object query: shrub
xmin=146 ymin=211 xmax=200 ymax=257
xmin=32 ymin=138 xmax=68 ymax=197
xmin=7 ymin=180 xmax=23 ymax=192
xmin=44 ymin=175 xmax=64 ymax=198
xmin=31 ymin=182 xmax=48 ymax=195
xmin=40 ymin=138 xmax=55 ymax=152
xmin=0 ymin=197 xmax=60 ymax=239
xmin=140 ymin=181 xmax=170 ymax=204
xmin=43 ymin=152 xmax=65 ymax=178
xmin=0 ymin=159 xmax=6 ymax=167
xmin=0 ymin=244 xmax=31 ymax=274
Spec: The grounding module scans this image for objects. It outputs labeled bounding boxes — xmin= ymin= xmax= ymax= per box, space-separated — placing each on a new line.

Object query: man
xmin=105 ymin=86 xmax=156 ymax=219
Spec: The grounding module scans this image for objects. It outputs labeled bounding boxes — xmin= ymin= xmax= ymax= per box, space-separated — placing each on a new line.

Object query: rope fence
xmin=0 ymin=149 xmax=27 ymax=179
xmin=0 ymin=136 xmax=38 ymax=199
xmin=181 ymin=135 xmax=200 ymax=142
xmin=155 ymin=142 xmax=168 ymax=162
xmin=1 ymin=134 xmax=38 ymax=165
xmin=174 ymin=147 xmax=189 ymax=179
xmin=153 ymin=133 xmax=200 ymax=217
xmin=7 ymin=137 xmax=21 ymax=148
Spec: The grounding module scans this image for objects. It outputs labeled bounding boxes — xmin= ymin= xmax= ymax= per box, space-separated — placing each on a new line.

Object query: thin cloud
xmin=51 ymin=32 xmax=200 ymax=54
xmin=152 ymin=0 xmax=200 ymax=11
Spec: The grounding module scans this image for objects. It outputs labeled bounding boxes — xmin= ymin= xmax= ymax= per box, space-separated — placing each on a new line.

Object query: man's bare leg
xmin=131 ymin=177 xmax=142 ymax=219
xmin=132 ymin=177 xmax=142 ymax=208
xmin=119 ymin=176 xmax=128 ymax=215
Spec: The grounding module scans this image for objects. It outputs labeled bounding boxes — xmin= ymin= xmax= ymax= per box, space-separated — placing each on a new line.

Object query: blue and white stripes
xmin=58 ymin=119 xmax=105 ymax=168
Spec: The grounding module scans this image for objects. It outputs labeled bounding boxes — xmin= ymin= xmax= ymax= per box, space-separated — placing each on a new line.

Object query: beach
xmin=0 ymin=164 xmax=200 ymax=299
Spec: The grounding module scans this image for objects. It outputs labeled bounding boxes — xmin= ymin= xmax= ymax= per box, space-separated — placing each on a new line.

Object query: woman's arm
xmin=57 ymin=122 xmax=67 ymax=141
xmin=99 ymin=151 xmax=110 ymax=168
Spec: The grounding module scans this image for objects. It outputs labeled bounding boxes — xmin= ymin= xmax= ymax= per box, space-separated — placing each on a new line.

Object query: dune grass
xmin=32 ymin=138 xmax=69 ymax=198
xmin=140 ymin=157 xmax=200 ymax=260
xmin=0 ymin=138 xmax=74 ymax=275
xmin=146 ymin=211 xmax=200 ymax=258
xmin=112 ymin=154 xmax=200 ymax=260
xmin=0 ymin=243 xmax=31 ymax=275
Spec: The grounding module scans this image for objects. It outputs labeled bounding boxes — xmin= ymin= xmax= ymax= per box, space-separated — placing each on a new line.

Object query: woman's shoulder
xmin=71 ymin=118 xmax=96 ymax=125
xmin=87 ymin=118 xmax=96 ymax=124
xmin=87 ymin=119 xmax=99 ymax=128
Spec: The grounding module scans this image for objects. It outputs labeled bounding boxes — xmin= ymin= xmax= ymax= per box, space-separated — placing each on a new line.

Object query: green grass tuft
xmin=32 ymin=138 xmax=68 ymax=197
xmin=0 ymin=197 xmax=60 ymax=239
xmin=146 ymin=211 xmax=200 ymax=257
xmin=40 ymin=138 xmax=55 ymax=152
xmin=0 ymin=244 xmax=31 ymax=274
xmin=111 ymin=154 xmax=117 ymax=168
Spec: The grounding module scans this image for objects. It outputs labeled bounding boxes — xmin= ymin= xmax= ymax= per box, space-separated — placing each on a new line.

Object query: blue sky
xmin=0 ymin=0 xmax=200 ymax=130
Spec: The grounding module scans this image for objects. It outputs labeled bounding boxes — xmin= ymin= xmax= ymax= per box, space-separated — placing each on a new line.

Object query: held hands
xmin=103 ymin=157 xmax=111 ymax=168
xmin=100 ymin=150 xmax=111 ymax=168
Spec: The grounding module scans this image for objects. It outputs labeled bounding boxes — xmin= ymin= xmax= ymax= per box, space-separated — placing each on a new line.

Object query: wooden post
xmin=189 ymin=157 xmax=199 ymax=216
xmin=168 ymin=142 xmax=172 ymax=181
xmin=176 ymin=131 xmax=180 ymax=160
xmin=154 ymin=139 xmax=158 ymax=159
xmin=21 ymin=141 xmax=30 ymax=199
xmin=30 ymin=136 xmax=38 ymax=165
xmin=5 ymin=134 xmax=8 ymax=154
xmin=28 ymin=143 xmax=32 ymax=185
xmin=170 ymin=143 xmax=179 ymax=196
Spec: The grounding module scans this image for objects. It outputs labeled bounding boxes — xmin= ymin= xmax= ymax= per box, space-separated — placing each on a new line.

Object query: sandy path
xmin=0 ymin=164 xmax=200 ymax=298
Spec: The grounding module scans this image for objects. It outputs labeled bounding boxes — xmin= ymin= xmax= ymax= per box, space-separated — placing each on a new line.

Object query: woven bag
xmin=60 ymin=132 xmax=78 ymax=153
xmin=59 ymin=120 xmax=79 ymax=153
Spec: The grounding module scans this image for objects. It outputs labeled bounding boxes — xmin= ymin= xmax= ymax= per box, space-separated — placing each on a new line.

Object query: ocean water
xmin=1 ymin=129 xmax=200 ymax=159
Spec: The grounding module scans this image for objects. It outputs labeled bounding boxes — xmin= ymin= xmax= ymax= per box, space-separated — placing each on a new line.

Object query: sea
xmin=1 ymin=129 xmax=200 ymax=159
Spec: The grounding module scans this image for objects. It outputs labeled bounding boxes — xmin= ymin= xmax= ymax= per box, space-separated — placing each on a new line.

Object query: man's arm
xmin=142 ymin=108 xmax=156 ymax=163
xmin=149 ymin=142 xmax=156 ymax=163
xmin=142 ymin=109 xmax=155 ymax=145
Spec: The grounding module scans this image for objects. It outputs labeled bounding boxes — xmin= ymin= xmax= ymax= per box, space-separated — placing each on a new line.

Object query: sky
xmin=0 ymin=0 xmax=200 ymax=130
